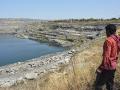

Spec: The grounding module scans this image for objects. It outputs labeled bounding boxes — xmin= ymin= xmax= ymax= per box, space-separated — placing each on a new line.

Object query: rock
xmin=58 ymin=61 xmax=65 ymax=66
xmin=17 ymin=62 xmax=22 ymax=64
xmin=0 ymin=69 xmax=5 ymax=74
xmin=68 ymin=49 xmax=76 ymax=54
xmin=51 ymin=65 xmax=57 ymax=70
xmin=5 ymin=70 xmax=10 ymax=73
xmin=68 ymin=50 xmax=74 ymax=54
xmin=86 ymin=34 xmax=95 ymax=40
xmin=25 ymin=72 xmax=38 ymax=80
xmin=71 ymin=49 xmax=76 ymax=53
xmin=40 ymin=61 xmax=44 ymax=65
xmin=28 ymin=63 xmax=37 ymax=68
xmin=40 ymin=70 xmax=46 ymax=74
xmin=10 ymin=71 xmax=15 ymax=74
xmin=0 ymin=80 xmax=16 ymax=87
xmin=64 ymin=58 xmax=70 ymax=63
xmin=16 ymin=77 xmax=25 ymax=85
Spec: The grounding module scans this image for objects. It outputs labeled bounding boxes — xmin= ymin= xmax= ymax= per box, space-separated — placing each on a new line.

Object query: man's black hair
xmin=105 ymin=24 xmax=117 ymax=35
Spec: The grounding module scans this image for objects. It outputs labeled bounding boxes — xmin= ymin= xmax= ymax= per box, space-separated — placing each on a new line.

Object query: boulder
xmin=0 ymin=80 xmax=16 ymax=87
xmin=25 ymin=72 xmax=38 ymax=80
xmin=16 ymin=77 xmax=25 ymax=85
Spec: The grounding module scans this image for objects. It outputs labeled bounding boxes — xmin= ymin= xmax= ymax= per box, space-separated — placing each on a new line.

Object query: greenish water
xmin=0 ymin=35 xmax=64 ymax=66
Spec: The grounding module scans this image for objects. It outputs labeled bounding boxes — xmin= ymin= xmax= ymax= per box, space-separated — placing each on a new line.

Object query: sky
xmin=0 ymin=0 xmax=120 ymax=20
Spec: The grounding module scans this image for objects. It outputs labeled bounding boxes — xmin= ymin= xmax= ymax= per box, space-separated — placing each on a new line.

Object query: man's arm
xmin=97 ymin=40 xmax=111 ymax=73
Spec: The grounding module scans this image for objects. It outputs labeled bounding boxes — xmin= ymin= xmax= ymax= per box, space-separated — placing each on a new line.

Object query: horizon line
xmin=0 ymin=17 xmax=120 ymax=21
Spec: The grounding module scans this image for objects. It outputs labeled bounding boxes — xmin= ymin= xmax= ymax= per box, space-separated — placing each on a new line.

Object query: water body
xmin=0 ymin=35 xmax=64 ymax=66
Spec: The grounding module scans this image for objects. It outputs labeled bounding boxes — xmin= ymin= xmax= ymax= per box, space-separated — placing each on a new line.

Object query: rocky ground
xmin=0 ymin=19 xmax=107 ymax=47
xmin=0 ymin=19 xmax=120 ymax=89
xmin=0 ymin=50 xmax=75 ymax=87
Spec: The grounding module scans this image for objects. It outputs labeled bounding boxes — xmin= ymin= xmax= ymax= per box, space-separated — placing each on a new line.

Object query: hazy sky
xmin=0 ymin=0 xmax=120 ymax=19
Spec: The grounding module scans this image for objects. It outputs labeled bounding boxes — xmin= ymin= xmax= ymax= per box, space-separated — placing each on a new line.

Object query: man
xmin=95 ymin=24 xmax=120 ymax=90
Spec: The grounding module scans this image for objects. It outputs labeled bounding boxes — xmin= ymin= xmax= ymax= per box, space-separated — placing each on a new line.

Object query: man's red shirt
xmin=99 ymin=35 xmax=119 ymax=70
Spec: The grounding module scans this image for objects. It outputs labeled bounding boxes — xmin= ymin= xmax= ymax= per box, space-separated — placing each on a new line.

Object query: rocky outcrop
xmin=0 ymin=50 xmax=75 ymax=87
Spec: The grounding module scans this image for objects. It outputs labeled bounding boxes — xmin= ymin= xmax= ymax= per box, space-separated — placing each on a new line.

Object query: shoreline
xmin=0 ymin=36 xmax=93 ymax=88
xmin=0 ymin=49 xmax=75 ymax=87
xmin=0 ymin=27 xmax=103 ymax=88
xmin=15 ymin=33 xmax=73 ymax=49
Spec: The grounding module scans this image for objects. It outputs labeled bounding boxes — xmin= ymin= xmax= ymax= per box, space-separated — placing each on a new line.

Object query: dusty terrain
xmin=0 ymin=19 xmax=120 ymax=90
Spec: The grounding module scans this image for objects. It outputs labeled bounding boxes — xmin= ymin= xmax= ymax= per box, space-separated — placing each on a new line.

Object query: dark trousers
xmin=95 ymin=69 xmax=116 ymax=90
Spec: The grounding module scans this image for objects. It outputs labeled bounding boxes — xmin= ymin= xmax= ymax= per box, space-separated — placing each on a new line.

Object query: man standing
xmin=95 ymin=24 xmax=120 ymax=90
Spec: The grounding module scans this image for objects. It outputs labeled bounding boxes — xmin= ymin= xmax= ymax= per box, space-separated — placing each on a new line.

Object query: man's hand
xmin=96 ymin=68 xmax=102 ymax=74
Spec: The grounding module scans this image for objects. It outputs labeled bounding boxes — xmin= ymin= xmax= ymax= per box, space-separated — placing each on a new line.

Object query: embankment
xmin=0 ymin=50 xmax=75 ymax=87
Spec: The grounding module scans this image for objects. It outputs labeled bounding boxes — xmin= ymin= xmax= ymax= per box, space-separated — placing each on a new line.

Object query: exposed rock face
xmin=0 ymin=19 xmax=106 ymax=47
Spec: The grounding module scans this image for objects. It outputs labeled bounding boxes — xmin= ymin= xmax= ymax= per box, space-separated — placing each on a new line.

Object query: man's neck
xmin=107 ymin=34 xmax=116 ymax=37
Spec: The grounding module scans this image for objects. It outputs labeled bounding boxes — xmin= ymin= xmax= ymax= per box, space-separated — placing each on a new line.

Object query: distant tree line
xmin=51 ymin=17 xmax=120 ymax=23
